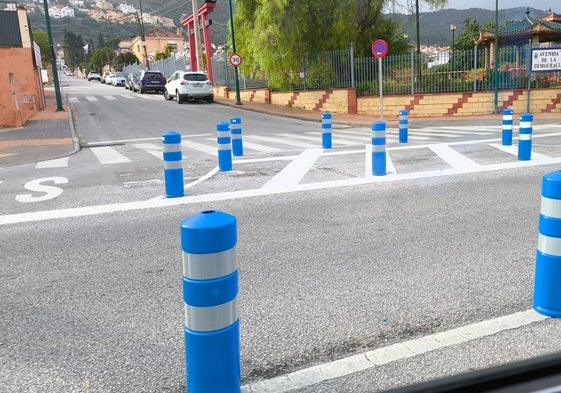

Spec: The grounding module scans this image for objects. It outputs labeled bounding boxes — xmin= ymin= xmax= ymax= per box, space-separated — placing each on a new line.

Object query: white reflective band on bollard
xmin=520 ymin=134 xmax=532 ymax=140
xmin=163 ymin=143 xmax=181 ymax=152
xmin=540 ymin=197 xmax=561 ymax=219
xmin=164 ymin=160 xmax=183 ymax=169
xmin=538 ymin=234 xmax=561 ymax=256
xmin=520 ymin=121 xmax=533 ymax=128
xmin=183 ymin=248 xmax=238 ymax=280
xmin=185 ymin=299 xmax=238 ymax=332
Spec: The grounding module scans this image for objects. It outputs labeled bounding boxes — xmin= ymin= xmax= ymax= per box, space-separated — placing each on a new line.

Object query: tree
xmin=233 ymin=0 xmax=447 ymax=89
xmin=32 ymin=28 xmax=51 ymax=67
xmin=90 ymin=47 xmax=115 ymax=72
xmin=117 ymin=52 xmax=140 ymax=68
xmin=62 ymin=30 xmax=86 ymax=70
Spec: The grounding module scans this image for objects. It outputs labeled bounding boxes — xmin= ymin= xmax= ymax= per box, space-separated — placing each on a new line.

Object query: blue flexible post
xmin=231 ymin=117 xmax=243 ymax=156
xmin=217 ymin=121 xmax=232 ymax=171
xmin=518 ymin=113 xmax=533 ymax=161
xmin=181 ymin=210 xmax=241 ymax=392
xmin=502 ymin=108 xmax=513 ymax=146
xmin=398 ymin=109 xmax=408 ymax=143
xmin=372 ymin=120 xmax=386 ymax=176
xmin=534 ymin=171 xmax=561 ymax=318
xmin=321 ymin=113 xmax=332 ymax=149
xmin=162 ymin=131 xmax=184 ymax=198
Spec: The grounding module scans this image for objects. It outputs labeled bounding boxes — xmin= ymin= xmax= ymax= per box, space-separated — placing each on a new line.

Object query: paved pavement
xmin=1 ymin=86 xmax=560 ymax=168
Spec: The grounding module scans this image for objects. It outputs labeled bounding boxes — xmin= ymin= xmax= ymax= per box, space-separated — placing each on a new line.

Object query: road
xmin=2 ymin=78 xmax=561 ymax=392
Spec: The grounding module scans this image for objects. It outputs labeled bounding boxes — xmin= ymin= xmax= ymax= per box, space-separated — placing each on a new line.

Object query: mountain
xmin=26 ymin=3 xmax=551 ymax=51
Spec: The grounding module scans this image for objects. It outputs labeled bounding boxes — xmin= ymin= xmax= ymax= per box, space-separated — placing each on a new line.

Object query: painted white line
xmin=4 ymin=154 xmax=561 ymax=226
xmin=103 ymin=95 xmax=117 ymax=100
xmin=422 ymin=127 xmax=497 ymax=135
xmin=132 ymin=143 xmax=163 ymax=160
xmin=85 ymin=96 xmax=98 ymax=102
xmin=246 ymin=135 xmax=318 ymax=148
xmin=120 ymin=94 xmax=136 ymax=99
xmin=90 ymin=146 xmax=132 ymax=165
xmin=240 ymin=309 xmax=548 ymax=393
xmin=429 ymin=144 xmax=480 ymax=169
xmin=181 ymin=140 xmax=216 ymax=156
xmin=292 ymin=132 xmax=363 ymax=146
xmin=90 ymin=134 xmax=211 ymax=146
xmin=36 ymin=157 xmax=69 ymax=169
xmin=262 ymin=148 xmax=323 ymax=189
xmin=217 ymin=139 xmax=282 ymax=153
xmin=489 ymin=143 xmax=551 ymax=160
xmin=68 ymin=97 xmax=79 ymax=103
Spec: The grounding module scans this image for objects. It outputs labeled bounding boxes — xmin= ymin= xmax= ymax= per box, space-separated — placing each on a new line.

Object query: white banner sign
xmin=532 ymin=49 xmax=561 ymax=72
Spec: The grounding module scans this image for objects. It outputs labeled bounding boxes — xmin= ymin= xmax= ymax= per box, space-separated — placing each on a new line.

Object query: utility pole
xmin=191 ymin=0 xmax=202 ymax=70
xmin=42 ymin=0 xmax=64 ymax=111
xmin=228 ymin=0 xmax=241 ymax=105
xmin=139 ymin=0 xmax=149 ymax=70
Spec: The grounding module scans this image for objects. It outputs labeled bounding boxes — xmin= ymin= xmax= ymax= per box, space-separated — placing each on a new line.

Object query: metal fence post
xmin=322 ymin=113 xmax=332 ymax=149
xmin=534 ymin=171 xmax=561 ymax=317
xmin=230 ymin=117 xmax=243 ymax=157
xmin=181 ymin=210 xmax=241 ymax=392
xmin=372 ymin=120 xmax=386 ymax=176
xmin=162 ymin=131 xmax=184 ymax=198
xmin=217 ymin=121 xmax=232 ymax=171
xmin=502 ymin=108 xmax=513 ymax=146
xmin=398 ymin=109 xmax=408 ymax=143
xmin=518 ymin=113 xmax=533 ymax=160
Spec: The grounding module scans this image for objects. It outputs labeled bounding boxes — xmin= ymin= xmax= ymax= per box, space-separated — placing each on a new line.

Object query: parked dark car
xmin=125 ymin=72 xmax=139 ymax=90
xmin=137 ymin=70 xmax=166 ymax=94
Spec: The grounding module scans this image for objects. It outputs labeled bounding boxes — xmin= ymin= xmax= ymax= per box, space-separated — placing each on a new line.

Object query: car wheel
xmin=207 ymin=95 xmax=214 ymax=103
xmin=139 ymin=88 xmax=144 ymax=94
xmin=164 ymin=89 xmax=173 ymax=101
xmin=176 ymin=91 xmax=183 ymax=104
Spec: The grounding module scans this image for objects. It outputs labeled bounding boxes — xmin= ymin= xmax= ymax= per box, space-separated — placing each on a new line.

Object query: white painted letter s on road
xmin=16 ymin=177 xmax=68 ymax=203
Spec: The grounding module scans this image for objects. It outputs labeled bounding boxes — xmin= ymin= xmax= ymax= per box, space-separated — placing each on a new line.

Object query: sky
xmin=431 ymin=0 xmax=553 ymax=11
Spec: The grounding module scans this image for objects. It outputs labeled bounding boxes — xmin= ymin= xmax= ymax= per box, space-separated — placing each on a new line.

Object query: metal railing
xmin=209 ymin=43 xmax=561 ymax=95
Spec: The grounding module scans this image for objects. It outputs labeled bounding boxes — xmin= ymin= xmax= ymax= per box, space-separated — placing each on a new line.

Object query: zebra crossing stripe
xmin=429 ymin=144 xmax=480 ymax=169
xmin=36 ymin=157 xmax=69 ymax=168
xmin=181 ymin=140 xmax=216 ymax=156
xmin=120 ymin=94 xmax=136 ymax=99
xmin=85 ymin=96 xmax=98 ymax=102
xmin=68 ymin=97 xmax=79 ymax=103
xmin=90 ymin=146 xmax=132 ymax=164
xmin=132 ymin=143 xmax=163 ymax=160
xmin=246 ymin=135 xmax=317 ymax=148
xmin=103 ymin=95 xmax=117 ymax=101
xmin=262 ymin=148 xmax=323 ymax=189
xmin=239 ymin=141 xmax=282 ymax=153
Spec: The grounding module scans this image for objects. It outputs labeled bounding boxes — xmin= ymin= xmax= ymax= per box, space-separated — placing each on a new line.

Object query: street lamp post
xmin=42 ymin=0 xmax=64 ymax=111
xmin=493 ymin=0 xmax=499 ymax=114
xmin=450 ymin=24 xmax=456 ymax=77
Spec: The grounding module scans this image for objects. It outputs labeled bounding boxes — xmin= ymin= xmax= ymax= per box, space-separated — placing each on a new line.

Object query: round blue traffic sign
xmin=371 ymin=39 xmax=388 ymax=59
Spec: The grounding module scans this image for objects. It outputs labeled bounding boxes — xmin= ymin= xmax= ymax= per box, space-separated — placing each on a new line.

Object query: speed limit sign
xmin=229 ymin=53 xmax=242 ymax=67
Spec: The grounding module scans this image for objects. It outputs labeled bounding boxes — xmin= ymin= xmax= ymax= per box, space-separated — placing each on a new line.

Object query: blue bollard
xmin=534 ymin=171 xmax=561 ymax=318
xmin=230 ymin=117 xmax=243 ymax=157
xmin=321 ymin=113 xmax=332 ymax=149
xmin=502 ymin=108 xmax=513 ymax=146
xmin=372 ymin=120 xmax=386 ymax=176
xmin=181 ymin=210 xmax=240 ymax=392
xmin=217 ymin=121 xmax=232 ymax=171
xmin=518 ymin=113 xmax=533 ymax=161
xmin=162 ymin=131 xmax=184 ymax=198
xmin=398 ymin=109 xmax=408 ymax=143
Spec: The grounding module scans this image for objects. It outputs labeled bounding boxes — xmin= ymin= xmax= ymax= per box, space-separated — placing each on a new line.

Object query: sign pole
xmin=378 ymin=57 xmax=383 ymax=119
xmin=371 ymin=39 xmax=388 ymax=120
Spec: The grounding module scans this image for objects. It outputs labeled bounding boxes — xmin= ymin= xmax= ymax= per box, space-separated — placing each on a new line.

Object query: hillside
xmin=27 ymin=3 xmax=551 ymax=50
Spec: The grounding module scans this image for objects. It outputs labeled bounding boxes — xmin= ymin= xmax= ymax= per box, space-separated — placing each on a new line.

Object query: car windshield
xmin=183 ymin=74 xmax=208 ymax=82
xmin=143 ymin=73 xmax=164 ymax=80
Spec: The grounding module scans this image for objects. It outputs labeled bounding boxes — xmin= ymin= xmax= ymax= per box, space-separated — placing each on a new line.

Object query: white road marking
xmin=15 ymin=177 xmax=68 ymax=203
xmin=281 ymin=132 xmax=361 ymax=146
xmin=246 ymin=135 xmax=318 ymax=148
xmin=364 ymin=144 xmax=396 ymax=177
xmin=489 ymin=143 xmax=551 ymax=160
xmin=36 ymin=157 xmax=69 ymax=169
xmin=68 ymin=97 xmax=79 ymax=103
xmin=429 ymin=144 xmax=480 ymax=169
xmin=132 ymin=143 xmax=163 ymax=159
xmin=240 ymin=309 xmax=548 ymax=393
xmin=85 ymin=96 xmax=98 ymax=102
xmin=262 ymin=148 xmax=323 ymax=189
xmin=181 ymin=140 xmax=216 ymax=156
xmin=120 ymin=94 xmax=136 ymax=99
xmin=103 ymin=95 xmax=117 ymax=100
xmin=90 ymin=146 xmax=132 ymax=164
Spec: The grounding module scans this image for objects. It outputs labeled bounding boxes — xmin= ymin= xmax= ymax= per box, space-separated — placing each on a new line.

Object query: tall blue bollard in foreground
xmin=321 ymin=113 xmax=332 ymax=149
xmin=181 ymin=210 xmax=241 ymax=392
xmin=230 ymin=117 xmax=243 ymax=157
xmin=398 ymin=109 xmax=408 ymax=143
xmin=518 ymin=113 xmax=533 ymax=161
xmin=372 ymin=120 xmax=386 ymax=176
xmin=534 ymin=171 xmax=561 ymax=318
xmin=217 ymin=121 xmax=232 ymax=171
xmin=502 ymin=108 xmax=513 ymax=146
xmin=162 ymin=131 xmax=184 ymax=198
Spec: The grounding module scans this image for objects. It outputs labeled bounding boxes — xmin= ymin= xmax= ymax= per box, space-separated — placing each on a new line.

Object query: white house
xmin=69 ymin=0 xmax=85 ymax=7
xmin=118 ymin=3 xmax=136 ymax=14
xmin=48 ymin=5 xmax=75 ymax=18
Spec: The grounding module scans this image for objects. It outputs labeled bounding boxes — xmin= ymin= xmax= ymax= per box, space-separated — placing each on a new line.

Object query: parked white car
xmin=104 ymin=72 xmax=116 ymax=85
xmin=111 ymin=72 xmax=126 ymax=87
xmin=164 ymin=71 xmax=213 ymax=103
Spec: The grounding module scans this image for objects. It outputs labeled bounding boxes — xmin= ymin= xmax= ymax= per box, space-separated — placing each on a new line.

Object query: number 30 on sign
xmin=229 ymin=53 xmax=243 ymax=67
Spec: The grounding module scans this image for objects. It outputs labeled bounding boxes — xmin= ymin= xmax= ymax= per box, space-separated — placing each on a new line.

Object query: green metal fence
xmin=211 ymin=43 xmax=561 ymax=95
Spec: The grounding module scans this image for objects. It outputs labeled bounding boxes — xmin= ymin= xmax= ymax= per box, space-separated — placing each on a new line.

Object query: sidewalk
xmin=0 ymin=87 xmax=77 ymax=168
